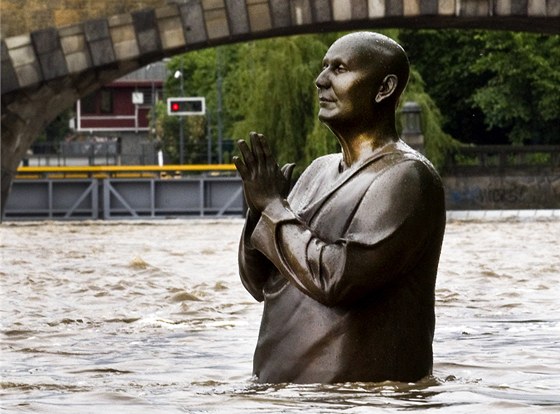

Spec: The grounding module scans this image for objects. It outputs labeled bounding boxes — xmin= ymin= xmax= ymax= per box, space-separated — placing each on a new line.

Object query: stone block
xmin=1 ymin=41 xmax=20 ymax=94
xmin=132 ymin=9 xmax=158 ymax=32
xmin=333 ymin=0 xmax=352 ymax=21
xmin=14 ymin=63 xmax=42 ymax=88
xmin=110 ymin=24 xmax=137 ymax=44
xmin=88 ymin=38 xmax=116 ymax=66
xmin=137 ymin=29 xmax=162 ymax=54
xmin=202 ymin=0 xmax=225 ymax=9
xmin=31 ymin=28 xmax=59 ymax=54
xmin=270 ymin=0 xmax=291 ymax=28
xmin=158 ymin=17 xmax=187 ymax=49
xmin=419 ymin=0 xmax=438 ymax=14
xmin=368 ymin=0 xmax=386 ymax=17
xmin=108 ymin=13 xmax=134 ymax=27
xmin=438 ymin=0 xmax=456 ymax=15
xmin=225 ymin=0 xmax=250 ymax=35
xmin=37 ymin=50 xmax=68 ymax=80
xmin=84 ymin=19 xmax=110 ymax=42
xmin=404 ymin=0 xmax=420 ymax=16
xmin=132 ymin=9 xmax=163 ymax=55
xmin=1 ymin=41 xmax=10 ymax=61
xmin=511 ymin=0 xmax=529 ymax=15
xmin=60 ymin=33 xmax=86 ymax=54
xmin=179 ymin=2 xmax=208 ymax=44
xmin=248 ymin=2 xmax=272 ymax=31
xmin=64 ymin=51 xmax=90 ymax=73
xmin=386 ymin=0 xmax=403 ymax=16
xmin=8 ymin=44 xmax=37 ymax=67
xmin=527 ymin=0 xmax=547 ymax=16
xmin=291 ymin=0 xmax=313 ymax=25
xmin=494 ymin=0 xmax=511 ymax=15
xmin=5 ymin=34 xmax=32 ymax=50
xmin=311 ymin=0 xmax=332 ymax=22
xmin=112 ymin=39 xmax=140 ymax=60
xmin=204 ymin=9 xmax=230 ymax=39
xmin=59 ymin=25 xmax=84 ymax=37
xmin=460 ymin=0 xmax=489 ymax=16
xmin=155 ymin=4 xmax=181 ymax=19
xmin=1 ymin=60 xmax=19 ymax=94
xmin=351 ymin=0 xmax=368 ymax=18
xmin=548 ymin=0 xmax=560 ymax=16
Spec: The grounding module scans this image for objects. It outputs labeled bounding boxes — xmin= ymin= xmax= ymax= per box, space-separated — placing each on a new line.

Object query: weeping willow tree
xmin=230 ymin=35 xmax=334 ymax=175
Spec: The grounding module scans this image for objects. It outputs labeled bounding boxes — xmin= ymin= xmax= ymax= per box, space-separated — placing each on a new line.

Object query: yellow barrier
xmin=16 ymin=164 xmax=238 ymax=179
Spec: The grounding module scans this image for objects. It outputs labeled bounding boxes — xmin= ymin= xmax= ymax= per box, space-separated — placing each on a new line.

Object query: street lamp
xmin=400 ymin=101 xmax=424 ymax=152
xmin=174 ymin=67 xmax=185 ymax=164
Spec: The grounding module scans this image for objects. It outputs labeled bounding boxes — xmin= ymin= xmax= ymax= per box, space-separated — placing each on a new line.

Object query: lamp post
xmin=174 ymin=63 xmax=185 ymax=165
xmin=400 ymin=101 xmax=424 ymax=153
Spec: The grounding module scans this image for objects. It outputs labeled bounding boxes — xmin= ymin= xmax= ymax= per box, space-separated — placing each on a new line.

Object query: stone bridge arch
xmin=1 ymin=0 xmax=559 ymax=214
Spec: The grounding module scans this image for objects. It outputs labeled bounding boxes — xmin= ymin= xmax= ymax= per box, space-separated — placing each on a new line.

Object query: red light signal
xmin=167 ymin=97 xmax=206 ymax=116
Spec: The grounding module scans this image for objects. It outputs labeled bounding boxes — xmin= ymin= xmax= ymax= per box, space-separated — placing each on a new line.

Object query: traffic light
xmin=167 ymin=97 xmax=206 ymax=116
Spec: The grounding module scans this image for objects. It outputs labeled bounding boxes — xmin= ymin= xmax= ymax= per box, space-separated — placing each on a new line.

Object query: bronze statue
xmin=233 ymin=32 xmax=446 ymax=384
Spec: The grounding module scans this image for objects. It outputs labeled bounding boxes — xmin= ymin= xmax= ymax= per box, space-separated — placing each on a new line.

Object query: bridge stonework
xmin=1 ymin=0 xmax=559 ymax=215
xmin=0 ymin=0 xmax=170 ymax=39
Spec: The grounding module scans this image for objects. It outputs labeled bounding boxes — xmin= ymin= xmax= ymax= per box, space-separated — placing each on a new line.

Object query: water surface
xmin=1 ymin=218 xmax=559 ymax=413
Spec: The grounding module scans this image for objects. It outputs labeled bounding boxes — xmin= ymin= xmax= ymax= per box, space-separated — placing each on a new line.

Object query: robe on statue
xmin=239 ymin=140 xmax=446 ymax=384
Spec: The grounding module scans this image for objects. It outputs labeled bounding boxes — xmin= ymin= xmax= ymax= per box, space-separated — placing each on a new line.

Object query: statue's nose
xmin=315 ymin=69 xmax=330 ymax=89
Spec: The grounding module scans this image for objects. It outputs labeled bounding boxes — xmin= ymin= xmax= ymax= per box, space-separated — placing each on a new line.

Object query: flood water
xmin=1 ymin=218 xmax=559 ymax=413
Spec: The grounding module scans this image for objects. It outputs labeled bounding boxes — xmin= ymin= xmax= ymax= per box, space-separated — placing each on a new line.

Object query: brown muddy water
xmin=1 ymin=218 xmax=559 ymax=413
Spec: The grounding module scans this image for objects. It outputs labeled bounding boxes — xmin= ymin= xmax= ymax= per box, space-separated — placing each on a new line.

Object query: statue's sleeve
xmin=238 ymin=210 xmax=274 ymax=301
xmin=250 ymin=160 xmax=442 ymax=307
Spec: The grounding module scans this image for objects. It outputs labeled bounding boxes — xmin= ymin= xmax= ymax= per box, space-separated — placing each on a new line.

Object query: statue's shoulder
xmin=390 ymin=140 xmax=441 ymax=180
xmin=308 ymin=153 xmax=341 ymax=170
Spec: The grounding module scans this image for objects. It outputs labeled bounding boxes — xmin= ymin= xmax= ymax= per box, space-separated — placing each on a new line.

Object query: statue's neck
xmin=332 ymin=118 xmax=398 ymax=170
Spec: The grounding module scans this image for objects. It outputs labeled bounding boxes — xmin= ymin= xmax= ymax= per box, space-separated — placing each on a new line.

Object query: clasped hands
xmin=233 ymin=132 xmax=295 ymax=215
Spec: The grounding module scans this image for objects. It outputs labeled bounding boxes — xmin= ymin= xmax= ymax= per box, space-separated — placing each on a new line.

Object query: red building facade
xmin=75 ymin=62 xmax=166 ymax=134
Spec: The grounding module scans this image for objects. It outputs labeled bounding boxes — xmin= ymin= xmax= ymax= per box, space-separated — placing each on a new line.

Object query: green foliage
xmin=400 ymin=29 xmax=560 ymax=146
xmin=471 ymin=32 xmax=560 ymax=144
xmin=36 ymin=108 xmax=74 ymax=143
xmin=229 ymin=35 xmax=333 ymax=175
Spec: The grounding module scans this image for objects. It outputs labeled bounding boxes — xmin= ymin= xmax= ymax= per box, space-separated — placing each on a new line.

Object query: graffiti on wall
xmin=444 ymin=175 xmax=560 ymax=210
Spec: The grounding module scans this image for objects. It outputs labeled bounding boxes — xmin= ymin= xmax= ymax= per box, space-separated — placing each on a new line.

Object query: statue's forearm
xmin=249 ymin=200 xmax=412 ymax=307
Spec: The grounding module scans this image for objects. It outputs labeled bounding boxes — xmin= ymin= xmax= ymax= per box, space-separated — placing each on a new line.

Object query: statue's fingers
xmin=236 ymin=139 xmax=255 ymax=167
xmin=233 ymin=156 xmax=249 ymax=179
xmin=281 ymin=163 xmax=296 ymax=181
xmin=258 ymin=134 xmax=280 ymax=174
xmin=260 ymin=134 xmax=274 ymax=160
xmin=250 ymin=132 xmax=265 ymax=167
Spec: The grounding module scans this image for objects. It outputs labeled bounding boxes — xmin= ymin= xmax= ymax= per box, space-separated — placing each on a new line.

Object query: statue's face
xmin=315 ymin=37 xmax=380 ymax=127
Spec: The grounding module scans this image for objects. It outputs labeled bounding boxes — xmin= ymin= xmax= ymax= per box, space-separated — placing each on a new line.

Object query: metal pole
xmin=206 ymin=111 xmax=212 ymax=164
xmin=216 ymin=48 xmax=224 ymax=164
xmin=179 ymin=60 xmax=185 ymax=165
xmin=179 ymin=117 xmax=184 ymax=164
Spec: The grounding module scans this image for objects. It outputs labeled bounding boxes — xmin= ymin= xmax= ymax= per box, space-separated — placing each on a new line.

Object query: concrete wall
xmin=444 ymin=173 xmax=560 ymax=210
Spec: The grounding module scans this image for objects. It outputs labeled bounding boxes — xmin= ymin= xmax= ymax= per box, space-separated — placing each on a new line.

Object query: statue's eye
xmin=335 ymin=64 xmax=347 ymax=73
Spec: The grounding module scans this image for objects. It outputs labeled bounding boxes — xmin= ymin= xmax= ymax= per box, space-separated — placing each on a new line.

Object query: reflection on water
xmin=1 ymin=218 xmax=559 ymax=413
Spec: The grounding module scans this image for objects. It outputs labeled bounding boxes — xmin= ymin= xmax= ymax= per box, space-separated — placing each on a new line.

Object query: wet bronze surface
xmin=235 ymin=32 xmax=446 ymax=384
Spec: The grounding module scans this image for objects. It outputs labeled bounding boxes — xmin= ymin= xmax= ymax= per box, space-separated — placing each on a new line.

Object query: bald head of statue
xmin=316 ymin=32 xmax=410 ymax=131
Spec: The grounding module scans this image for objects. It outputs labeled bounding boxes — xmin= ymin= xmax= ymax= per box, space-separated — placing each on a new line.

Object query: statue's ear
xmin=375 ymin=74 xmax=398 ymax=103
